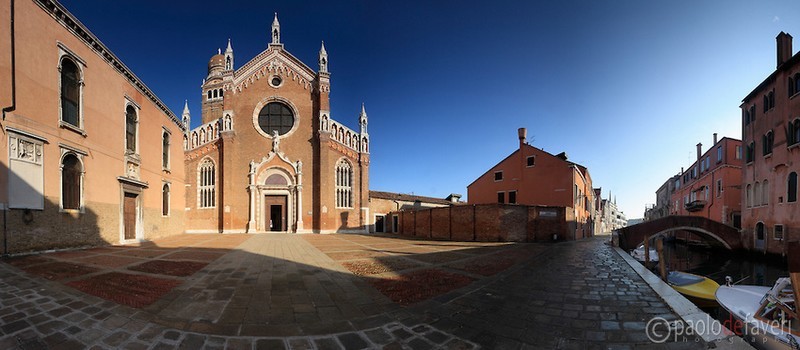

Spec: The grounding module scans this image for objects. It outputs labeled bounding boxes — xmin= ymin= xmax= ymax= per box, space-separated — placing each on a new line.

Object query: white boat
xmin=716 ymin=277 xmax=800 ymax=350
xmin=630 ymin=244 xmax=658 ymax=262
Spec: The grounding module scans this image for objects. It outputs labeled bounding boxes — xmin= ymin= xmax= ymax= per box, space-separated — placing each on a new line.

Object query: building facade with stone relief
xmin=0 ymin=0 xmax=186 ymax=254
xmin=183 ymin=14 xmax=372 ymax=234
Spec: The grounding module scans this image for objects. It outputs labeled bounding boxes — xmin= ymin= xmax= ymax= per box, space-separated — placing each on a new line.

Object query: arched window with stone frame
xmin=60 ymin=57 xmax=82 ymax=128
xmin=335 ymin=159 xmax=353 ymax=208
xmin=125 ymin=105 xmax=138 ymax=153
xmin=162 ymin=183 xmax=170 ymax=216
xmin=198 ymin=158 xmax=216 ymax=208
xmin=162 ymin=130 xmax=170 ymax=170
xmin=61 ymin=153 xmax=83 ymax=210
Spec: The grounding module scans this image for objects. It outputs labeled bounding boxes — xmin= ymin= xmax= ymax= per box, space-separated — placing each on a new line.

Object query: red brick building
xmin=467 ymin=128 xmax=595 ymax=240
xmin=741 ymin=32 xmax=800 ymax=255
xmin=668 ymin=135 xmax=743 ymax=228
xmin=183 ymin=15 xmax=372 ymax=234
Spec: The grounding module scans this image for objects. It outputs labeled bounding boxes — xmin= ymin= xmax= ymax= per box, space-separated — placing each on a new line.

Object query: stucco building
xmin=741 ymin=32 xmax=800 ymax=255
xmin=667 ymin=136 xmax=743 ymax=229
xmin=0 ymin=0 xmax=186 ymax=253
xmin=467 ymin=128 xmax=595 ymax=240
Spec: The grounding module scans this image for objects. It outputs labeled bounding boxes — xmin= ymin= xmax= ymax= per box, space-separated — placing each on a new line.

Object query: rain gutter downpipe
xmin=2 ymin=0 xmax=16 ymax=257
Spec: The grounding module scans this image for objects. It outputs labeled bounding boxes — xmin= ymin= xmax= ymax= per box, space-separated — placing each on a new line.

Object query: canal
xmin=654 ymin=240 xmax=790 ymax=320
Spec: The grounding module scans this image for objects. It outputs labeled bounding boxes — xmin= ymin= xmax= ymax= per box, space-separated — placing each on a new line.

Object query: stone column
xmin=296 ymin=160 xmax=304 ymax=232
xmin=247 ymin=161 xmax=257 ymax=233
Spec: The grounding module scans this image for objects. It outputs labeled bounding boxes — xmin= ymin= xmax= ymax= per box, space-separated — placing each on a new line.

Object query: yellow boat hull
xmin=668 ymin=271 xmax=720 ymax=308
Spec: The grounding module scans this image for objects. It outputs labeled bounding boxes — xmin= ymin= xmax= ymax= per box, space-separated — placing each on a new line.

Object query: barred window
xmin=162 ymin=184 xmax=170 ymax=216
xmin=60 ymin=58 xmax=81 ymax=127
xmin=125 ymin=106 xmax=137 ymax=153
xmin=61 ymin=154 xmax=82 ymax=210
xmin=198 ymin=159 xmax=215 ymax=208
xmin=335 ymin=159 xmax=353 ymax=208
xmin=162 ymin=131 xmax=170 ymax=169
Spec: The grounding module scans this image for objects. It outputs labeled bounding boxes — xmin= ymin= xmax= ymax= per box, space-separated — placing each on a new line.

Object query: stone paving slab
xmin=0 ymin=233 xmax=739 ymax=349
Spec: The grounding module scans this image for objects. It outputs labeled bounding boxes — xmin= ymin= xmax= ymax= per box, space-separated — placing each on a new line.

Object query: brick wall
xmin=388 ymin=204 xmax=573 ymax=243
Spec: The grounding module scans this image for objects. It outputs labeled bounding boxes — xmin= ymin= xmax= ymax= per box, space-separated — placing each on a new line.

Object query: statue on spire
xmin=225 ymin=38 xmax=234 ymax=70
xmin=359 ymin=103 xmax=368 ymax=135
xmin=319 ymin=41 xmax=328 ymax=73
xmin=271 ymin=13 xmax=281 ymax=45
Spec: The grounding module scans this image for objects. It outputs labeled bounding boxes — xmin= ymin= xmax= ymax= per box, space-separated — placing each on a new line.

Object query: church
xmin=183 ymin=14 xmax=372 ymax=234
xmin=0 ymin=1 xmax=459 ymax=254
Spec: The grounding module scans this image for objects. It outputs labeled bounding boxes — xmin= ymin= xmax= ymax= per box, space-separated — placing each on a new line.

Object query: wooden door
xmin=123 ymin=193 xmax=137 ymax=240
xmin=264 ymin=195 xmax=287 ymax=231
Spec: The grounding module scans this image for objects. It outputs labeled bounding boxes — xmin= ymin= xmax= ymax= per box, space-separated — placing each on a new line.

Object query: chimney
xmin=518 ymin=128 xmax=527 ymax=148
xmin=713 ymin=133 xmax=718 ymax=145
xmin=696 ymin=143 xmax=702 ymax=161
xmin=777 ymin=32 xmax=793 ymax=68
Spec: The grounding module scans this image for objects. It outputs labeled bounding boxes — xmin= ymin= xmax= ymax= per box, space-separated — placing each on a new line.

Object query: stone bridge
xmin=615 ymin=215 xmax=742 ymax=251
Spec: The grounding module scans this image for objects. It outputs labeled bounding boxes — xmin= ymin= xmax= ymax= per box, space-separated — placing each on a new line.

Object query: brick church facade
xmin=183 ymin=15 xmax=371 ymax=234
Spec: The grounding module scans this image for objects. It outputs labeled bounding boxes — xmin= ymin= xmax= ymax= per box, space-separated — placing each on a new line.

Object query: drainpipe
xmin=2 ymin=0 xmax=15 ymax=257
xmin=2 ymin=0 xmax=16 ymax=120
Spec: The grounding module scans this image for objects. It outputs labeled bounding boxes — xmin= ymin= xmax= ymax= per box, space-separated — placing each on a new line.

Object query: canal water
xmin=659 ymin=241 xmax=789 ymax=288
xmin=651 ymin=241 xmax=790 ymax=321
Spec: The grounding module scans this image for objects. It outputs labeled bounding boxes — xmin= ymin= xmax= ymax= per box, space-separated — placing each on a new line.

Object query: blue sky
xmin=60 ymin=0 xmax=800 ymax=219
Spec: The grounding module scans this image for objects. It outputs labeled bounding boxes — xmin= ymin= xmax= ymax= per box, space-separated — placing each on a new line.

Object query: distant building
xmin=598 ymin=193 xmax=626 ymax=233
xmin=368 ymin=191 xmax=461 ymax=233
xmin=740 ymin=32 xmax=800 ymax=255
xmin=668 ymin=135 xmax=742 ymax=228
xmin=644 ymin=175 xmax=678 ymax=221
xmin=467 ymin=128 xmax=595 ymax=240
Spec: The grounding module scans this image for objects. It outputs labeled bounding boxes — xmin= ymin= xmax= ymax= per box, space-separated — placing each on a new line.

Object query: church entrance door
xmin=265 ymin=195 xmax=287 ymax=231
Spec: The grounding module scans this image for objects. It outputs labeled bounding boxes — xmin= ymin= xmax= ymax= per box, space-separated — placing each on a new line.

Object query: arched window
xmin=257 ymin=102 xmax=295 ymax=136
xmin=125 ymin=106 xmax=137 ymax=153
xmin=794 ymin=120 xmax=800 ymax=146
xmin=756 ymin=222 xmax=765 ymax=241
xmin=207 ymin=90 xmax=212 ymax=100
xmin=213 ymin=89 xmax=218 ymax=98
xmin=226 ymin=56 xmax=231 ymax=70
xmin=219 ymin=89 xmax=223 ymax=98
xmin=162 ymin=184 xmax=170 ymax=216
xmin=795 ymin=73 xmax=800 ymax=94
xmin=60 ymin=58 xmax=81 ymax=127
xmin=763 ymin=96 xmax=769 ymax=113
xmin=746 ymin=184 xmax=752 ymax=207
xmin=754 ymin=182 xmax=760 ymax=207
xmin=769 ymin=91 xmax=775 ymax=109
xmin=62 ymin=154 xmax=82 ymax=210
xmin=788 ymin=172 xmax=798 ymax=203
xmin=762 ymin=180 xmax=769 ymax=206
xmin=162 ymin=132 xmax=170 ymax=169
xmin=198 ymin=159 xmax=215 ymax=208
xmin=763 ymin=131 xmax=773 ymax=156
xmin=335 ymin=159 xmax=353 ymax=208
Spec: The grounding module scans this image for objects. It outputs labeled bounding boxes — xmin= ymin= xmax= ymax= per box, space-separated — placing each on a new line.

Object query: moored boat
xmin=716 ymin=277 xmax=800 ymax=349
xmin=631 ymin=244 xmax=659 ymax=262
xmin=667 ymin=271 xmax=719 ymax=308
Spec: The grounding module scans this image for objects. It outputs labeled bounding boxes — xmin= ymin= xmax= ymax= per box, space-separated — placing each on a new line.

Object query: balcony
xmin=684 ymin=200 xmax=707 ymax=212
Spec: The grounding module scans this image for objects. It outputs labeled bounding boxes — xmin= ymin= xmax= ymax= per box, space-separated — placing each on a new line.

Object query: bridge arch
xmin=638 ymin=226 xmax=731 ymax=250
xmin=615 ymin=215 xmax=741 ymax=251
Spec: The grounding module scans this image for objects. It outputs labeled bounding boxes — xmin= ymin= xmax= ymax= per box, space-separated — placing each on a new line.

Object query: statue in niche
xmin=249 ymin=161 xmax=256 ymax=174
xmin=296 ymin=160 xmax=302 ymax=174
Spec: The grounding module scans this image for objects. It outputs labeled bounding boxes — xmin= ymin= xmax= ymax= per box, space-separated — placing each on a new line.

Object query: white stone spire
xmin=271 ymin=13 xmax=280 ymax=44
xmin=181 ymin=100 xmax=191 ymax=130
xmin=224 ymin=38 xmax=234 ymax=70
xmin=359 ymin=103 xmax=368 ymax=135
xmin=319 ymin=41 xmax=328 ymax=73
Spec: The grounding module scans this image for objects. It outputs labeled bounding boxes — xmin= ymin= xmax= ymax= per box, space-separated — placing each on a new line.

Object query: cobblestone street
xmin=0 ymin=234 xmax=709 ymax=349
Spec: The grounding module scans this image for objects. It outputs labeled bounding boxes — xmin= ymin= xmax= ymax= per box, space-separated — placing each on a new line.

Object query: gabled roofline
xmin=467 ymin=144 xmax=589 ymax=188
